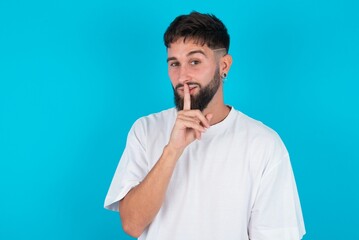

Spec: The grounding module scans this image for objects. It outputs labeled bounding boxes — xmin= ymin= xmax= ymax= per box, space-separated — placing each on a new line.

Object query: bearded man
xmin=105 ymin=11 xmax=306 ymax=240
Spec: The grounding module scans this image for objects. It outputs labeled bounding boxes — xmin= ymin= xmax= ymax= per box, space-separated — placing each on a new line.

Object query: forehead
xmin=167 ymin=38 xmax=214 ymax=59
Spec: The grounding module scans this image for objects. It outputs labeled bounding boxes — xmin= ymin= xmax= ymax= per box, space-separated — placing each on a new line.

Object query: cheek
xmin=168 ymin=69 xmax=178 ymax=86
xmin=197 ymin=64 xmax=216 ymax=79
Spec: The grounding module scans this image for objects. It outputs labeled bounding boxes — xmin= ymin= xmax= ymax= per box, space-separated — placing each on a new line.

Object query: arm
xmin=119 ymin=84 xmax=212 ymax=237
xmin=119 ymin=144 xmax=181 ymax=237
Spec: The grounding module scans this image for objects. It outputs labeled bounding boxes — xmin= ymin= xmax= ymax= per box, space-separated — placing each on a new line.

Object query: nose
xmin=177 ymin=64 xmax=191 ymax=84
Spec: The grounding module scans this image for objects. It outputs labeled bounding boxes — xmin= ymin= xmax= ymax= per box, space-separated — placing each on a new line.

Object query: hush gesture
xmin=168 ymin=83 xmax=213 ymax=152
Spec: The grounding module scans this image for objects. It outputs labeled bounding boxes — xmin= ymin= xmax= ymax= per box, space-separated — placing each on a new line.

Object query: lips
xmin=188 ymin=85 xmax=198 ymax=94
xmin=176 ymin=83 xmax=200 ymax=94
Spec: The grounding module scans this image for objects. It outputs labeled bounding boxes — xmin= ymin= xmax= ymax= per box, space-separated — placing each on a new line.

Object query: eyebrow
xmin=167 ymin=49 xmax=208 ymax=62
xmin=187 ymin=50 xmax=207 ymax=58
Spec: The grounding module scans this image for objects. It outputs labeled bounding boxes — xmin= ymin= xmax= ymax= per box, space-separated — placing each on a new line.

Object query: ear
xmin=220 ymin=54 xmax=233 ymax=75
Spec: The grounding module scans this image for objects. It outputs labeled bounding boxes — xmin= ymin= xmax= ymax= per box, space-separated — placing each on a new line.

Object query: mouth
xmin=176 ymin=83 xmax=200 ymax=95
xmin=188 ymin=85 xmax=199 ymax=94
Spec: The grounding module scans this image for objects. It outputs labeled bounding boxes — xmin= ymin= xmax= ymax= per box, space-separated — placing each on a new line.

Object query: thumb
xmin=206 ymin=113 xmax=213 ymax=125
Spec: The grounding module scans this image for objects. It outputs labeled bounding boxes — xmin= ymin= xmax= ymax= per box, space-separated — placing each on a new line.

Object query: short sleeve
xmin=104 ymin=119 xmax=148 ymax=211
xmin=248 ymin=137 xmax=306 ymax=240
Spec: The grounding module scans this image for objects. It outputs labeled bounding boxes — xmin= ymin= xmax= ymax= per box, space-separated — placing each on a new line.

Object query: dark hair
xmin=164 ymin=11 xmax=230 ymax=53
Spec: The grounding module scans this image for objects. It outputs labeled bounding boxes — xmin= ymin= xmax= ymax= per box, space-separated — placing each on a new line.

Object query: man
xmin=105 ymin=11 xmax=305 ymax=240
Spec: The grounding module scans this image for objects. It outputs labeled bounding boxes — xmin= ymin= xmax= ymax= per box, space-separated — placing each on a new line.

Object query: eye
xmin=190 ymin=60 xmax=200 ymax=65
xmin=169 ymin=61 xmax=179 ymax=67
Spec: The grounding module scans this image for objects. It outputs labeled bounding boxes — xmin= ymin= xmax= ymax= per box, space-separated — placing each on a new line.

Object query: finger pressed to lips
xmin=183 ymin=84 xmax=191 ymax=110
xmin=176 ymin=82 xmax=200 ymax=90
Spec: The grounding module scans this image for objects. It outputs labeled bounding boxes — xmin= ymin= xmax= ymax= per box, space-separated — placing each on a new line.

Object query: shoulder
xmin=231 ymin=108 xmax=290 ymax=174
xmin=232 ymin=108 xmax=280 ymax=139
xmin=125 ymin=108 xmax=176 ymax=151
xmin=231 ymin=108 xmax=286 ymax=154
xmin=130 ymin=108 xmax=177 ymax=135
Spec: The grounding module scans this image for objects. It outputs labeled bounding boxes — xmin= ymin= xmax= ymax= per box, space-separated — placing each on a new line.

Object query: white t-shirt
xmin=104 ymin=107 xmax=306 ymax=240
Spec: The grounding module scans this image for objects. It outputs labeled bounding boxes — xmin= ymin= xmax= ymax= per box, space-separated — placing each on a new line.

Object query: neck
xmin=202 ymin=87 xmax=230 ymax=125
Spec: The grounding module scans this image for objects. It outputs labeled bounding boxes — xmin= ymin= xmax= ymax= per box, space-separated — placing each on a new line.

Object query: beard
xmin=173 ymin=67 xmax=221 ymax=112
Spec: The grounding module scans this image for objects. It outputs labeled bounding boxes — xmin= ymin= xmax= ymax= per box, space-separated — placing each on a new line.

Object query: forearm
xmin=119 ymin=145 xmax=182 ymax=237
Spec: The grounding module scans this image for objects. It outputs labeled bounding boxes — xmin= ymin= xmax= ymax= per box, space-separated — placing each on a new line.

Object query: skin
xmin=119 ymin=38 xmax=233 ymax=238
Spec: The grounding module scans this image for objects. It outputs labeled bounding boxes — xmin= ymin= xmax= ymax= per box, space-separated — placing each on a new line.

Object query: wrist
xmin=164 ymin=144 xmax=184 ymax=160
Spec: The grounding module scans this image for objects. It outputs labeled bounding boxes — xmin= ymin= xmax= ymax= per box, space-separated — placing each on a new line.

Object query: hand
xmin=168 ymin=83 xmax=213 ymax=152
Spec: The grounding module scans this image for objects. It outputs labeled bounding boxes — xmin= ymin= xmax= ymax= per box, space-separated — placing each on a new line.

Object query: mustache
xmin=175 ymin=82 xmax=201 ymax=91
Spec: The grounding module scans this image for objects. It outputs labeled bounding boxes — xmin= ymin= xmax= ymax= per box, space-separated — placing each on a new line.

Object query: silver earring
xmin=221 ymin=73 xmax=227 ymax=79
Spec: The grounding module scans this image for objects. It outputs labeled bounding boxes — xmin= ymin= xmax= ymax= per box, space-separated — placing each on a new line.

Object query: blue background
xmin=1 ymin=0 xmax=358 ymax=239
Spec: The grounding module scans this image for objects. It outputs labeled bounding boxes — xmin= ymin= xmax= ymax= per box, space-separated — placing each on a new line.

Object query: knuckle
xmin=179 ymin=110 xmax=188 ymax=115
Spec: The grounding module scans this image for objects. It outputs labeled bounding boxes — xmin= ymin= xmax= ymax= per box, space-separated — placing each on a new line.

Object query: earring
xmin=221 ymin=73 xmax=227 ymax=79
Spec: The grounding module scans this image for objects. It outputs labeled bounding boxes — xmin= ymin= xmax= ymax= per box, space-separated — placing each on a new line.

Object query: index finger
xmin=183 ymin=83 xmax=191 ymax=110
